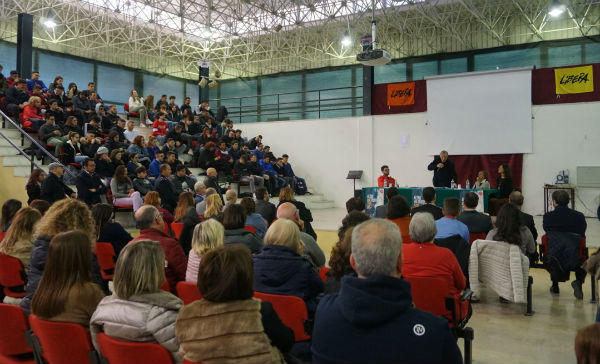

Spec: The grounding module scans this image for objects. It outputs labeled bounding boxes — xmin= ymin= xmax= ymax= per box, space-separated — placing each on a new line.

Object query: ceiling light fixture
xmin=548 ymin=0 xmax=565 ymax=17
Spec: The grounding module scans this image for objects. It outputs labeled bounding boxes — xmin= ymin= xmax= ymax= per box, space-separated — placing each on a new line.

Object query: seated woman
xmin=386 ymin=195 xmax=412 ymax=243
xmin=174 ymin=192 xmax=202 ymax=255
xmin=110 ymin=149 xmax=125 ymax=171
xmin=278 ymin=187 xmax=316 ymax=240
xmin=176 ymin=245 xmax=294 ymax=364
xmin=1 ymin=199 xmax=23 ymax=232
xmin=63 ymin=116 xmax=82 ymax=136
xmin=31 ymin=230 xmax=105 ymax=327
xmin=240 ymin=197 xmax=268 ymax=239
xmin=26 ymin=169 xmax=46 ymax=204
xmin=325 ymin=227 xmax=355 ymax=294
xmin=144 ymin=191 xmax=174 ymax=225
xmin=91 ymin=240 xmax=182 ymax=363
xmin=185 ymin=219 xmax=224 ymax=284
xmin=223 ymin=204 xmax=263 ymax=253
xmin=128 ymin=89 xmax=150 ymax=124
xmin=486 ymin=203 xmax=536 ymax=257
xmin=0 ymin=207 xmax=42 ymax=268
xmin=402 ymin=212 xmax=467 ymax=300
xmin=21 ymin=96 xmax=45 ymax=130
xmin=104 ymin=131 xmax=123 ymax=153
xmin=474 ymin=170 xmax=491 ymax=190
xmin=110 ymin=165 xmax=143 ymax=212
xmin=253 ymin=219 xmax=323 ymax=314
xmin=145 ymin=135 xmax=161 ymax=161
xmin=63 ymin=132 xmax=87 ymax=164
xmin=91 ymin=204 xmax=132 ymax=257
xmin=127 ymin=135 xmax=151 ymax=167
xmin=203 ymin=194 xmax=223 ymax=221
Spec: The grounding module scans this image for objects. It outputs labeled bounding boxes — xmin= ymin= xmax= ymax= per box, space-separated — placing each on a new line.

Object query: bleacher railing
xmin=211 ymin=86 xmax=363 ymax=123
xmin=0 ymin=109 xmax=78 ymax=179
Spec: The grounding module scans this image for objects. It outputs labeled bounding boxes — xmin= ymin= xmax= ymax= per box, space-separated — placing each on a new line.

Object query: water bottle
xmin=450 ymin=179 xmax=455 ymax=189
xmin=466 ymin=179 xmax=470 ymax=189
xmin=383 ymin=179 xmax=388 ymax=188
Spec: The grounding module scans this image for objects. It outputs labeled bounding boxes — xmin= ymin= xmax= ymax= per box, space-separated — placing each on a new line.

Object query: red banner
xmin=373 ymin=80 xmax=427 ymax=114
xmin=387 ymin=82 xmax=415 ymax=106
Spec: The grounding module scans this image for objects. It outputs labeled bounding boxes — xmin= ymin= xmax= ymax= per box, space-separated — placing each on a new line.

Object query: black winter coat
xmin=223 ymin=228 xmax=263 ymax=253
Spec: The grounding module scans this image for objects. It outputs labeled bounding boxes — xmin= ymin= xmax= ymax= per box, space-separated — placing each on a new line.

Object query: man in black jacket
xmin=509 ymin=191 xmax=538 ymax=241
xmin=47 ymin=85 xmax=68 ymax=109
xmin=234 ymin=154 xmax=264 ymax=193
xmin=427 ymin=150 xmax=458 ymax=188
xmin=45 ymin=100 xmax=66 ymax=125
xmin=203 ymin=167 xmax=225 ymax=203
xmin=154 ymin=164 xmax=179 ymax=212
xmin=75 ymin=158 xmax=106 ymax=206
xmin=109 ymin=118 xmax=128 ymax=145
xmin=457 ymin=192 xmax=492 ymax=234
xmin=410 ymin=187 xmax=444 ymax=220
xmin=5 ymin=79 xmax=29 ymax=119
xmin=39 ymin=115 xmax=68 ymax=157
xmin=40 ymin=163 xmax=76 ymax=204
xmin=255 ymin=187 xmax=277 ymax=225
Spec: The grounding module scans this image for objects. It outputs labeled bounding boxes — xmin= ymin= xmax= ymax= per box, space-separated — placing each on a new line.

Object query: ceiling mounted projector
xmin=357 ymin=0 xmax=390 ymax=66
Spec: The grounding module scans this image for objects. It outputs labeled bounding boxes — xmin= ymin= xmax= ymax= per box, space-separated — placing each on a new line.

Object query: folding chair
xmin=94 ymin=242 xmax=116 ymax=280
xmin=171 ymin=223 xmax=184 ymax=240
xmin=97 ymin=332 xmax=174 ymax=364
xmin=0 ymin=253 xmax=28 ymax=298
xmin=0 ymin=304 xmax=35 ymax=364
xmin=253 ymin=291 xmax=311 ymax=341
xmin=176 ymin=281 xmax=203 ymax=305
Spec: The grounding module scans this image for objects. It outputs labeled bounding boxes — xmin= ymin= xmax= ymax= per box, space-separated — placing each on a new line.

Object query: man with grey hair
xmin=131 ymin=205 xmax=187 ymax=292
xmin=509 ymin=191 xmax=537 ymax=241
xmin=277 ymin=202 xmax=325 ymax=268
xmin=196 ymin=187 xmax=217 ymax=216
xmin=40 ymin=162 xmax=76 ymax=204
xmin=223 ymin=189 xmax=237 ymax=211
xmin=427 ymin=150 xmax=457 ymax=188
xmin=193 ymin=181 xmax=206 ymax=205
xmin=312 ymin=219 xmax=463 ymax=364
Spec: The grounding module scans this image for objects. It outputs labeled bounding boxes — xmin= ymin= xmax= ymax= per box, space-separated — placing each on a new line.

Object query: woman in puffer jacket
xmin=90 ymin=240 xmax=183 ymax=364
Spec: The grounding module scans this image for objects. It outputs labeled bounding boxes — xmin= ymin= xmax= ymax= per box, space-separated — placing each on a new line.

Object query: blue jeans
xmin=74 ymin=155 xmax=87 ymax=163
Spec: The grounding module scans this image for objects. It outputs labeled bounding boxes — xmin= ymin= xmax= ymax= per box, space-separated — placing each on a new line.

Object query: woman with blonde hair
xmin=31 ymin=230 xmax=105 ymax=327
xmin=22 ymin=95 xmax=45 ymax=130
xmin=277 ymin=186 xmax=316 ymax=240
xmin=253 ymin=219 xmax=323 ymax=314
xmin=20 ymin=199 xmax=103 ymax=314
xmin=129 ymin=90 xmax=150 ymax=125
xmin=91 ymin=240 xmax=183 ymax=363
xmin=0 ymin=207 xmax=42 ymax=268
xmin=144 ymin=191 xmax=174 ymax=225
xmin=204 ymin=194 xmax=223 ymax=220
xmin=185 ymin=219 xmax=224 ymax=283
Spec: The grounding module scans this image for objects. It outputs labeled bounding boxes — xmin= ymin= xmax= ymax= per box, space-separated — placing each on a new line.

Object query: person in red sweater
xmin=131 ymin=205 xmax=187 ymax=293
xmin=402 ymin=212 xmax=466 ymax=302
xmin=152 ymin=112 xmax=168 ymax=144
xmin=21 ymin=96 xmax=45 ymax=130
xmin=377 ymin=165 xmax=396 ymax=187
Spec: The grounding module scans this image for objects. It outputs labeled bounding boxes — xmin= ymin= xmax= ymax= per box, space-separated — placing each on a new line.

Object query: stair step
xmin=0 ymin=129 xmax=23 ymax=138
xmin=305 ymin=199 xmax=335 ymax=210
xmin=2 ymin=156 xmax=33 ymax=167
xmin=0 ymin=146 xmax=20 ymax=156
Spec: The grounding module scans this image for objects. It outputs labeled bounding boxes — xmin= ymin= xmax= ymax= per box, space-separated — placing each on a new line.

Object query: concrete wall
xmin=0 ymin=158 xmax=29 ymax=207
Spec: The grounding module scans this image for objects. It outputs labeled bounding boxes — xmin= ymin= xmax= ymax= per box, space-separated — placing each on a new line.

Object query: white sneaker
xmin=146 ymin=119 xmax=153 ymax=125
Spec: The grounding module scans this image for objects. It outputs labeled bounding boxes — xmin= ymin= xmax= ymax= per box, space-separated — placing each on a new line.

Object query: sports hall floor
xmin=312 ymin=209 xmax=600 ymax=364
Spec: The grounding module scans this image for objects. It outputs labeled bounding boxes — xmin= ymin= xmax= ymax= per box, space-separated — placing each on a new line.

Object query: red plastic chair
xmin=107 ymin=189 xmax=133 ymax=216
xmin=0 ymin=253 xmax=28 ymax=298
xmin=318 ymin=267 xmax=330 ymax=283
xmin=160 ymin=280 xmax=171 ymax=292
xmin=244 ymin=225 xmax=256 ymax=234
xmin=541 ymin=234 xmax=587 ymax=261
xmin=469 ymin=232 xmax=487 ymax=245
xmin=0 ymin=231 xmax=6 ymax=241
xmin=253 ymin=291 xmax=310 ymax=341
xmin=176 ymin=281 xmax=203 ymax=305
xmin=97 ymin=332 xmax=174 ymax=364
xmin=0 ymin=304 xmax=35 ymax=364
xmin=171 ymin=223 xmax=184 ymax=240
xmin=124 ymin=103 xmax=141 ymax=122
xmin=29 ymin=314 xmax=99 ymax=364
xmin=94 ymin=242 xmax=116 ymax=280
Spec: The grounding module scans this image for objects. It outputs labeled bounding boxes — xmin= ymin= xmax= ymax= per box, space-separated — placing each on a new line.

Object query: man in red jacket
xmin=131 ymin=205 xmax=187 ymax=293
xmin=377 ymin=165 xmax=396 ymax=187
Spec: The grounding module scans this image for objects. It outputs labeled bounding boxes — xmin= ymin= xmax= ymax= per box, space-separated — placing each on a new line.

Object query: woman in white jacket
xmin=128 ymin=90 xmax=150 ymax=125
xmin=90 ymin=240 xmax=183 ymax=364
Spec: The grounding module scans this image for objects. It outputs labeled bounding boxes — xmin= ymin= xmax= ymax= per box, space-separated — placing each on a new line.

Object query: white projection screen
xmin=426 ymin=67 xmax=532 ymax=155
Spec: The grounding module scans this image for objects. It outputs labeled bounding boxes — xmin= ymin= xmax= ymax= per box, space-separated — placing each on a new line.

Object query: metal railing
xmin=0 ymin=109 xmax=78 ymax=179
xmin=211 ymin=86 xmax=363 ymax=123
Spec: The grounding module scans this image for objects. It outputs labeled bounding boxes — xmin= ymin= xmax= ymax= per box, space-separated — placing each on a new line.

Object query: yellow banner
xmin=555 ymin=65 xmax=594 ymax=94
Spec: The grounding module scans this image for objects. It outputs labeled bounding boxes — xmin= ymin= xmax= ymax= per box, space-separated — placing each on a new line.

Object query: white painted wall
xmin=237 ymin=102 xmax=600 ymax=217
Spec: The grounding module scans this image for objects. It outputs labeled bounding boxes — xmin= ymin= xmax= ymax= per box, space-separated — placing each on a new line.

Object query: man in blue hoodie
xmin=311 ymin=219 xmax=463 ymax=364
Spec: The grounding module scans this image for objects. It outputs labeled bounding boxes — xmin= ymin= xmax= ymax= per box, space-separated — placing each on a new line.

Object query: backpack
xmin=294 ymin=179 xmax=307 ymax=195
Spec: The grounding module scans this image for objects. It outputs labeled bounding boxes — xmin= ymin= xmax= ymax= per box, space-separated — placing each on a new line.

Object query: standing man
xmin=40 ymin=163 xmax=76 ymax=204
xmin=427 ymin=150 xmax=458 ymax=188
xmin=75 ymin=158 xmax=106 ymax=206
xmin=377 ymin=165 xmax=396 ymax=187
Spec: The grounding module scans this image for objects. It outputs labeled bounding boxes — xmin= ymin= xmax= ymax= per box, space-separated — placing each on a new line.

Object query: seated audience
xmin=377 ymin=164 xmax=396 ymax=187
xmin=143 ymin=191 xmax=174 ymax=225
xmin=133 ymin=167 xmax=153 ymax=197
xmin=1 ymin=199 xmax=23 ymax=232
xmin=457 ymin=191 xmax=492 ymax=233
xmin=172 ymin=165 xmax=196 ymax=195
xmin=29 ymin=200 xmax=50 ymax=216
xmin=386 ymin=195 xmax=412 ymax=242
xmin=26 ymin=169 xmax=46 ymax=204
xmin=0 ymin=207 xmax=42 ymax=268
xmin=110 ymin=165 xmax=143 ymax=212
xmin=509 ymin=191 xmax=538 ymax=241
xmin=40 ymin=163 xmax=76 ymax=204
xmin=575 ymin=323 xmax=600 ymax=364
xmin=21 ymin=96 xmax=45 ymax=130
xmin=94 ymin=147 xmax=115 ymax=179
xmin=31 ymin=230 xmax=105 ymax=327
xmin=174 ymin=192 xmax=202 ymax=255
xmin=155 ymin=164 xmax=179 ymax=213
xmin=223 ymin=189 xmax=237 ymax=211
xmin=39 ymin=115 xmax=67 ymax=157
xmin=76 ymin=158 xmax=107 ymax=206
xmin=176 ymin=245 xmax=294 ymax=364
xmin=496 ymin=164 xmax=514 ymax=199
xmin=543 ymin=189 xmax=587 ymax=238
xmin=146 ymin=135 xmax=161 ymax=161
xmin=63 ymin=132 xmax=87 ymax=164
xmin=487 ymin=203 xmax=536 ymax=256
xmin=375 ymin=187 xmax=398 ymax=218
xmin=474 ymin=170 xmax=491 ymax=189
xmin=311 ymin=219 xmax=463 ymax=364
xmin=196 ymin=188 xmax=217 ymax=216
xmin=223 ymin=204 xmax=263 ymax=253
xmin=240 ymin=197 xmax=268 ymax=239
xmin=410 ymin=187 xmax=443 ymax=220
xmin=278 ymin=186 xmax=316 ymax=240
xmin=434 ymin=198 xmax=470 ymax=243
xmin=345 ymin=197 xmax=365 ymax=213
xmin=90 ymin=240 xmax=183 ymax=363
xmin=123 ymin=120 xmax=139 ymax=143
xmin=203 ymin=193 xmax=223 ymax=220
xmin=21 ymin=199 xmax=102 ymax=314
xmin=325 ymin=227 xmax=355 ymax=294
xmin=403 ymin=212 xmax=467 ymax=300
xmin=5 ymin=79 xmax=29 ymax=119
xmin=127 ymin=135 xmax=151 ymax=166
xmin=254 ymin=187 xmax=277 ymax=225
xmin=131 ymin=205 xmax=187 ymax=293
xmin=234 ymin=154 xmax=264 ymax=194
xmin=193 ymin=182 xmax=206 ymax=205
xmin=128 ymin=90 xmax=150 ymax=124
xmin=203 ymin=167 xmax=225 ymax=203
xmin=149 ymin=151 xmax=165 ymax=178
xmin=277 ymin=202 xmax=325 ymax=268
xmin=92 ymin=204 xmax=132 ymax=257
xmin=185 ymin=219 xmax=225 ymax=284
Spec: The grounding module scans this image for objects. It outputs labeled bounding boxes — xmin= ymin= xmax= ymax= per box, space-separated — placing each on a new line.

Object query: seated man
xmin=543 ymin=189 xmax=587 ymax=298
xmin=193 ymin=182 xmax=206 ymax=205
xmin=434 ymin=198 xmax=470 ymax=243
xmin=148 ymin=151 xmax=165 ymax=178
xmin=281 ymin=154 xmax=307 ymax=193
xmin=154 ymin=164 xmax=179 ymax=212
xmin=171 ymin=165 xmax=196 ymax=195
xmin=411 ymin=187 xmax=444 ymax=220
xmin=457 ymin=192 xmax=492 ymax=234
xmin=509 ymin=191 xmax=538 ymax=241
xmin=75 ymin=158 xmax=106 ymax=206
xmin=254 ymin=187 xmax=277 ymax=225
xmin=196 ymin=188 xmax=216 ymax=216
xmin=203 ymin=167 xmax=225 ymax=203
xmin=375 ymin=187 xmax=398 ymax=218
xmin=234 ymin=154 xmax=264 ymax=194
xmin=311 ymin=219 xmax=463 ymax=364
xmin=223 ymin=189 xmax=237 ymax=211
xmin=259 ymin=155 xmax=285 ymax=194
xmin=377 ymin=164 xmax=396 ymax=187
xmin=132 ymin=166 xmax=154 ymax=197
xmin=277 ymin=202 xmax=326 ymax=268
xmin=123 ymin=120 xmax=139 ymax=143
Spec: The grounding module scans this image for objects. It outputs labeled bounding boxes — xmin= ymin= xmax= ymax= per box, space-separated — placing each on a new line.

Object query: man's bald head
xmin=509 ymin=190 xmax=524 ymax=207
xmin=277 ymin=202 xmax=299 ymax=221
xmin=206 ymin=167 xmax=217 ymax=177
